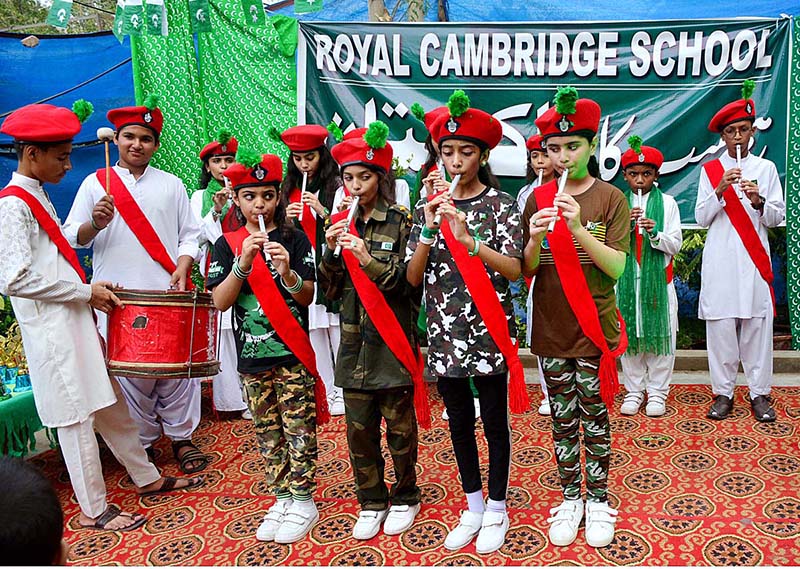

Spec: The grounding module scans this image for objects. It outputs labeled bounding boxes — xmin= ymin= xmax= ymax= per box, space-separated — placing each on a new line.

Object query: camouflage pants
xmin=343 ymin=386 xmax=420 ymax=510
xmin=541 ymin=357 xmax=610 ymax=502
xmin=240 ymin=363 xmax=318 ymax=498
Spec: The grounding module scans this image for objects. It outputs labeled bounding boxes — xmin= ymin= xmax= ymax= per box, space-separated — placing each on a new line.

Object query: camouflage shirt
xmin=406 ymin=187 xmax=523 ymax=378
xmin=318 ymin=195 xmax=422 ymax=391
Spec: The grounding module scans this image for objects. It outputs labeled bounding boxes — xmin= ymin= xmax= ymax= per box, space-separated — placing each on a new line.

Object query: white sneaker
xmin=274 ymin=501 xmax=319 ymax=544
xmin=585 ymin=501 xmax=618 ymax=548
xmin=256 ymin=499 xmax=292 ymax=541
xmin=383 ymin=503 xmax=420 ymax=535
xmin=620 ymin=392 xmax=644 ymax=415
xmin=241 ymin=409 xmax=253 ymax=421
xmin=645 ymin=395 xmax=667 ymax=417
xmin=473 ymin=397 xmax=481 ymax=419
xmin=538 ymin=399 xmax=551 ymax=416
xmin=475 ymin=510 xmax=510 ymax=554
xmin=329 ymin=394 xmax=345 ymax=416
xmin=352 ymin=509 xmax=389 ymax=540
xmin=547 ymin=499 xmax=584 ymax=546
xmin=444 ymin=510 xmax=483 ymax=550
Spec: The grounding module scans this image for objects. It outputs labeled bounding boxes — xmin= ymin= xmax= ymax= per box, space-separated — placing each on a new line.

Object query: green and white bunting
xmin=189 ymin=0 xmax=212 ymax=34
xmin=123 ymin=0 xmax=145 ymax=36
xmin=112 ymin=0 xmax=125 ymax=42
xmin=241 ymin=0 xmax=265 ymax=26
xmin=295 ymin=0 xmax=323 ymax=14
xmin=45 ymin=0 xmax=73 ymax=29
xmin=145 ymin=0 xmax=167 ymax=36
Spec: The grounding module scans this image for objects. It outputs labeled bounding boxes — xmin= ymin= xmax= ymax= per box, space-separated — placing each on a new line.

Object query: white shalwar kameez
xmin=190 ymin=190 xmax=247 ymax=412
xmin=64 ymin=164 xmax=203 ymax=448
xmin=0 ymin=173 xmax=159 ymax=518
xmin=619 ymin=191 xmax=683 ymax=398
xmin=694 ymin=152 xmax=785 ymax=399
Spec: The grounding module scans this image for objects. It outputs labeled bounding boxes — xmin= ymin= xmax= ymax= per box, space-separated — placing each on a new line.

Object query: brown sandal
xmin=79 ymin=505 xmax=146 ymax=532
xmin=137 ymin=475 xmax=204 ymax=497
xmin=172 ymin=440 xmax=210 ymax=474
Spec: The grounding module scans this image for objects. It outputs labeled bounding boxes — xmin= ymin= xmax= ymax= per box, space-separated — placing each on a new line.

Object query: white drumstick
xmin=298 ymin=171 xmax=308 ymax=222
xmin=637 ymin=188 xmax=644 ymax=235
xmin=547 ymin=169 xmax=569 ymax=232
xmin=96 ymin=127 xmax=115 ymax=196
xmin=432 ymin=174 xmax=462 ymax=226
xmin=334 ymin=196 xmax=360 ymax=258
xmin=257 ymin=214 xmax=272 ymax=262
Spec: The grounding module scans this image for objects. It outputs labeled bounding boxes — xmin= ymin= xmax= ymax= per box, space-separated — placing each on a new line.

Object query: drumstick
xmin=547 ymin=169 xmax=569 ymax=232
xmin=334 ymin=196 xmax=360 ymax=258
xmin=432 ymin=174 xmax=462 ymax=226
xmin=96 ymin=127 xmax=115 ymax=196
xmin=298 ymin=171 xmax=308 ymax=222
xmin=637 ymin=189 xmax=644 ymax=235
xmin=257 ymin=214 xmax=272 ymax=262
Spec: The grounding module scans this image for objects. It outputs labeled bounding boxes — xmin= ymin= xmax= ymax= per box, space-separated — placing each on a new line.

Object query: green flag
xmin=45 ymin=0 xmax=73 ymax=28
xmin=241 ymin=0 xmax=265 ymax=26
xmin=144 ymin=0 xmax=165 ymax=36
xmin=189 ymin=0 xmax=212 ymax=34
xmin=123 ymin=0 xmax=145 ymax=36
xmin=112 ymin=0 xmax=125 ymax=42
xmin=294 ymin=0 xmax=323 ymax=14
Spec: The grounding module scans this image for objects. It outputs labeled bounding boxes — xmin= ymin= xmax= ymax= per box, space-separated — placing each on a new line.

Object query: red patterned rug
xmin=29 ymin=384 xmax=800 ymax=566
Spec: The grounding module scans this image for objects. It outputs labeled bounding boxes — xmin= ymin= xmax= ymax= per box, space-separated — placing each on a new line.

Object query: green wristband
xmin=421 ymin=225 xmax=439 ymax=239
xmin=469 ymin=237 xmax=481 ymax=257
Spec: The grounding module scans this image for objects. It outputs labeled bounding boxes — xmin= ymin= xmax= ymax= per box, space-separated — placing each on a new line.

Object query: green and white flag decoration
xmin=189 ymin=0 xmax=212 ymax=34
xmin=241 ymin=0 xmax=265 ymax=27
xmin=295 ymin=0 xmax=323 ymax=14
xmin=112 ymin=0 xmax=125 ymax=42
xmin=144 ymin=0 xmax=167 ymax=36
xmin=45 ymin=0 xmax=73 ymax=29
xmin=123 ymin=0 xmax=145 ymax=36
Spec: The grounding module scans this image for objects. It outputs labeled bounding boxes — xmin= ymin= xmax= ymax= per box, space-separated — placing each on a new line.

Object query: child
xmin=275 ymin=124 xmax=345 ymax=416
xmin=516 ymin=133 xmax=556 ymax=416
xmin=695 ymin=80 xmax=785 ymax=422
xmin=0 ymin=103 xmax=202 ymax=534
xmin=618 ymin=136 xmax=683 ymax=417
xmin=406 ymin=90 xmax=527 ymax=555
xmin=318 ymin=121 xmax=428 ymax=540
xmin=190 ymin=129 xmax=249 ymax=418
xmin=522 ymin=87 xmax=630 ymax=548
xmin=207 ymin=150 xmax=323 ymax=544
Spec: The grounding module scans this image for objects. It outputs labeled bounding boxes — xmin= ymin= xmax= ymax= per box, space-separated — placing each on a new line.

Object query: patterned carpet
xmin=29 ymin=383 xmax=800 ymax=566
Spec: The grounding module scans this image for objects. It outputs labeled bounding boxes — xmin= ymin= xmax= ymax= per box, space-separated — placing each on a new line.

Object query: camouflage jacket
xmin=318 ymin=195 xmax=422 ymax=390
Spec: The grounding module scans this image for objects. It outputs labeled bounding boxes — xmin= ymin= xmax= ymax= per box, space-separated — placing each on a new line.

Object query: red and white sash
xmin=288 ymin=187 xmax=317 ymax=248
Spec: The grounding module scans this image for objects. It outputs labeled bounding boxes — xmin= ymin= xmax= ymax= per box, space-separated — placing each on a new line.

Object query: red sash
xmin=0 ymin=186 xmax=87 ymax=283
xmin=223 ymin=227 xmax=329 ymax=424
xmin=635 ymin=231 xmax=673 ymax=283
xmin=288 ymin=187 xmax=317 ymax=248
xmin=702 ymin=159 xmax=776 ymax=314
xmin=427 ymin=193 xmax=530 ymax=413
xmin=535 ymin=180 xmax=628 ymax=408
xmin=331 ymin=210 xmax=431 ymax=428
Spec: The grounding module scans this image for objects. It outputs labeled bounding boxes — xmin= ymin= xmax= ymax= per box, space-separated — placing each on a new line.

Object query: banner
xmin=298 ymin=18 xmax=791 ymax=224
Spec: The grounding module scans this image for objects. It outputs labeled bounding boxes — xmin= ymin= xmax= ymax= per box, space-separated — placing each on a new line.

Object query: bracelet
xmin=420 ymin=225 xmax=439 ymax=239
xmin=281 ymin=270 xmax=304 ymax=294
xmin=90 ymin=219 xmax=103 ymax=231
xmin=419 ymin=234 xmax=435 ymax=246
xmin=468 ymin=236 xmax=481 ymax=257
xmin=232 ymin=258 xmax=252 ymax=280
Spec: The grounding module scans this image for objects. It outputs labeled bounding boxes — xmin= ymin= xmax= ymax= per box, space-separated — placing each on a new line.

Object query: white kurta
xmin=620 ymin=191 xmax=683 ymax=397
xmin=694 ymin=153 xmax=785 ymax=320
xmin=0 ymin=173 xmax=115 ymax=428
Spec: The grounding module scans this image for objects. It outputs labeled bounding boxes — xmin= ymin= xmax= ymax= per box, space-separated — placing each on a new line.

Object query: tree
xmin=368 ymin=0 xmax=448 ymax=22
xmin=0 ymin=0 xmax=115 ymax=35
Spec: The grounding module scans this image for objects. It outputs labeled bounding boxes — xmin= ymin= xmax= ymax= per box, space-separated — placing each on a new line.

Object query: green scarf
xmin=198 ymin=178 xmax=231 ymax=218
xmin=618 ymin=186 xmax=672 ymax=356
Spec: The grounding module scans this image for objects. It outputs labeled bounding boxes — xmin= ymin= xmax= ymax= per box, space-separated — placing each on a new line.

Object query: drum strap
xmin=223 ymin=227 xmax=329 ymax=424
xmin=0 ymin=185 xmax=87 ymax=283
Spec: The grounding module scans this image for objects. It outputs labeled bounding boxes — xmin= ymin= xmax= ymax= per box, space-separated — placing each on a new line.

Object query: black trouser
xmin=437 ymin=373 xmax=511 ymax=501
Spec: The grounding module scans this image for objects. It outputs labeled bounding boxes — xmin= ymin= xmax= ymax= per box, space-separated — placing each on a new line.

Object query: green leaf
xmin=363 ymin=121 xmax=389 ymax=149
xmin=447 ymin=90 xmax=470 ymax=118
xmin=554 ymin=86 xmax=579 ymax=116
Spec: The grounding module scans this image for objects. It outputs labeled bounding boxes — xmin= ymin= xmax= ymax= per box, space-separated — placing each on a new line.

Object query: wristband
xmin=232 ymin=258 xmax=252 ymax=280
xmin=420 ymin=225 xmax=439 ymax=239
xmin=419 ymin=234 xmax=435 ymax=246
xmin=468 ymin=237 xmax=481 ymax=257
xmin=648 ymin=228 xmax=659 ymax=239
xmin=91 ymin=219 xmax=103 ymax=231
xmin=281 ymin=270 xmax=304 ymax=294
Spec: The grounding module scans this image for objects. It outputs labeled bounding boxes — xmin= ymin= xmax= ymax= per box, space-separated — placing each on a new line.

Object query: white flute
xmin=537 ymin=169 xmax=543 ymax=188
xmin=736 ymin=144 xmax=743 ymax=197
xmin=257 ymin=214 xmax=272 ymax=262
xmin=432 ymin=174 xmax=462 ymax=226
xmin=297 ymin=171 xmax=308 ymax=222
xmin=637 ymin=189 xmax=644 ymax=235
xmin=333 ymin=196 xmax=360 ymax=258
xmin=223 ymin=175 xmax=233 ymax=207
xmin=547 ymin=169 xmax=569 ymax=232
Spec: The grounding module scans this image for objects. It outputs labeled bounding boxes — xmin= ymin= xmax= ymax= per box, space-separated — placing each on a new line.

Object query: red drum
xmin=106 ymin=289 xmax=220 ymax=380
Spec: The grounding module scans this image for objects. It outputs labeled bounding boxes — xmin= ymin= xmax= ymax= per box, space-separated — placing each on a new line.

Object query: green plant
xmin=673 ymin=229 xmax=706 ymax=289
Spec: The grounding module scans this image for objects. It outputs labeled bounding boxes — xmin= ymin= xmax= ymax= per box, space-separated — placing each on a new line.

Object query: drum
xmin=106 ymin=289 xmax=220 ymax=380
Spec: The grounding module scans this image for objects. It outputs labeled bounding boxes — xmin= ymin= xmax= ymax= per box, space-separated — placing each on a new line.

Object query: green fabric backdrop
xmin=787 ymin=18 xmax=800 ymax=349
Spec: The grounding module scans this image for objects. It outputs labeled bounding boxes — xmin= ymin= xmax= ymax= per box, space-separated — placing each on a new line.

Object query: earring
xmin=480 ymin=160 xmax=488 ymax=167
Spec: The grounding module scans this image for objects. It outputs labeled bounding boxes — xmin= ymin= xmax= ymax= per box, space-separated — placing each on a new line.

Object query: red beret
xmin=535 ymin=98 xmax=601 ymax=139
xmin=1 ymin=104 xmax=82 ymax=143
xmin=343 ymin=127 xmax=367 ymax=141
xmin=621 ymin=145 xmax=664 ymax=170
xmin=331 ymin=137 xmax=393 ymax=174
xmin=280 ymin=125 xmax=329 ymax=152
xmin=225 ymin=154 xmax=283 ymax=190
xmin=424 ymin=107 xmax=450 ymax=145
xmin=107 ymin=105 xmax=163 ymax=136
xmin=431 ymin=108 xmax=503 ymax=150
xmin=526 ymin=134 xmax=545 ymax=152
xmin=708 ymin=99 xmax=756 ymax=133
xmin=199 ymin=136 xmax=238 ymax=161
